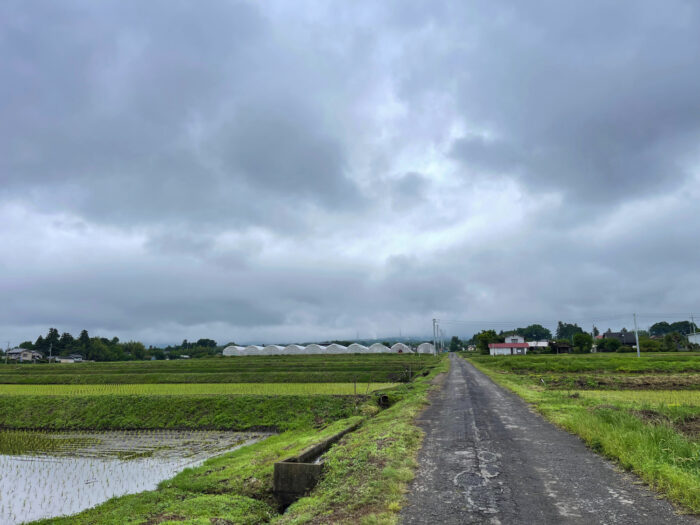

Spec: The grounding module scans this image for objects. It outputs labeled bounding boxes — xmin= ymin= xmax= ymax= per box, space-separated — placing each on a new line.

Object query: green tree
xmin=475 ymin=330 xmax=503 ymax=355
xmin=670 ymin=321 xmax=696 ymax=335
xmin=78 ymin=330 xmax=90 ymax=348
xmin=58 ymin=332 xmax=75 ymax=352
xmin=517 ymin=324 xmax=552 ymax=341
xmin=45 ymin=328 xmax=60 ymax=350
xmin=572 ymin=333 xmax=593 ymax=353
xmin=34 ymin=335 xmax=46 ymax=352
xmin=123 ymin=341 xmax=146 ymax=360
xmin=555 ymin=322 xmax=584 ymax=341
xmin=195 ymin=338 xmax=217 ymax=348
xmin=649 ymin=322 xmax=671 ymax=337
xmin=593 ymin=326 xmax=600 ymax=337
xmin=19 ymin=341 xmax=33 ymax=350
xmin=449 ymin=336 xmax=462 ymax=352
xmin=597 ymin=338 xmax=621 ymax=352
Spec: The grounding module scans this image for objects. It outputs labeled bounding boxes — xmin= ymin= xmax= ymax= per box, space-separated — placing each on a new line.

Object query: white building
xmin=488 ymin=342 xmax=529 ymax=356
xmin=6 ymin=348 xmax=43 ymax=362
xmin=688 ymin=333 xmax=700 ymax=345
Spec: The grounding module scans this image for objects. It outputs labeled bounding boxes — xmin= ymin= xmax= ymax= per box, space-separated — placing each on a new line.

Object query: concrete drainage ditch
xmin=273 ymin=421 xmax=362 ymax=510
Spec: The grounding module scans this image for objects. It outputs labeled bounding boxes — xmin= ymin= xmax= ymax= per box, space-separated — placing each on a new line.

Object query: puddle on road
xmin=0 ymin=430 xmax=269 ymax=524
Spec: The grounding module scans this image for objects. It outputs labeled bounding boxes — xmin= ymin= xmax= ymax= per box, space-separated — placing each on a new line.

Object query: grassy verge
xmin=0 ymin=395 xmax=363 ymax=431
xmin=274 ymin=355 xmax=449 ymax=524
xmin=464 ymin=355 xmax=700 ymax=513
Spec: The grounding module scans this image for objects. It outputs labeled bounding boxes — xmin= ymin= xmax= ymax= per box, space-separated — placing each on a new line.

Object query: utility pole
xmin=432 ymin=318 xmax=437 ymax=356
xmin=633 ymin=313 xmax=641 ymax=358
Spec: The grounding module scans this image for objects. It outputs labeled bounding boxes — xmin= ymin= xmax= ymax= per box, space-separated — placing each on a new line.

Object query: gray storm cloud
xmin=1 ymin=0 xmax=699 ymax=345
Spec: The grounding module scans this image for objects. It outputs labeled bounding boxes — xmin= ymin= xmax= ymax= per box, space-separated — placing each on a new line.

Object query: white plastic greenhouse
xmin=325 ymin=343 xmax=348 ymax=354
xmin=390 ymin=343 xmax=412 ymax=354
xmin=244 ymin=345 xmax=264 ymax=355
xmin=416 ymin=343 xmax=435 ymax=354
xmin=304 ymin=344 xmax=326 ymax=354
xmin=262 ymin=345 xmax=285 ymax=355
xmin=368 ymin=343 xmax=390 ymax=353
xmin=222 ymin=345 xmax=246 ymax=356
xmin=283 ymin=344 xmax=305 ymax=354
xmin=222 ymin=341 xmax=435 ymax=356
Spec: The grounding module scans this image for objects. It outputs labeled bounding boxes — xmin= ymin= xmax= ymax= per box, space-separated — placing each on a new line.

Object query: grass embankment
xmin=0 ymin=355 xmax=431 ymax=384
xmin=34 ymin=418 xmax=365 ymax=525
xmin=0 ymin=383 xmax=397 ymax=396
xmin=32 ymin=355 xmax=447 ymax=525
xmin=275 ymin=355 xmax=449 ymax=524
xmin=464 ymin=353 xmax=700 ymax=513
xmin=0 ymin=395 xmax=362 ymax=431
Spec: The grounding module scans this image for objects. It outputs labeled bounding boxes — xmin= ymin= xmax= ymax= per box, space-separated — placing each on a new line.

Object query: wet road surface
xmin=400 ymin=353 xmax=698 ymax=524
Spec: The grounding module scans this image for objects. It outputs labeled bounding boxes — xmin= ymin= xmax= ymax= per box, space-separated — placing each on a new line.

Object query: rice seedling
xmin=0 ymin=382 xmax=397 ymax=396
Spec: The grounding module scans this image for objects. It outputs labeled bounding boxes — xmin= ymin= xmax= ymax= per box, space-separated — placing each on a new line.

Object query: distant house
xmin=550 ymin=341 xmax=573 ymax=354
xmin=489 ymin=335 xmax=528 ymax=356
xmin=602 ymin=330 xmax=637 ymax=346
xmin=68 ymin=354 xmax=83 ymax=362
xmin=7 ymin=348 xmax=43 ymax=362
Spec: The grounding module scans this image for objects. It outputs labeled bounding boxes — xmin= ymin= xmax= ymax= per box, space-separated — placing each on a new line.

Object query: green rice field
xmin=0 ymin=354 xmax=435 ymax=384
xmin=575 ymin=389 xmax=700 ymax=407
xmin=0 ymin=382 xmax=397 ymax=396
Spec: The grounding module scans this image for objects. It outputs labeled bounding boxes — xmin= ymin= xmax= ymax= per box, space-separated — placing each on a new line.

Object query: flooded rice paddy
xmin=0 ymin=429 xmax=268 ymax=524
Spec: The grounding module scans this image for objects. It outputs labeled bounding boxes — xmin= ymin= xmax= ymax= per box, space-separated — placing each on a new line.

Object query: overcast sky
xmin=2 ymin=1 xmax=699 ymax=346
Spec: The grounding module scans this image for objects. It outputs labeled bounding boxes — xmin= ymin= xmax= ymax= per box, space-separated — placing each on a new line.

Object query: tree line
xmin=451 ymin=320 xmax=698 ymax=355
xmin=5 ymin=328 xmax=225 ymax=361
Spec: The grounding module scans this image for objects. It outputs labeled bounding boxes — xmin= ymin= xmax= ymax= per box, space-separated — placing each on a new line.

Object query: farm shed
xmin=488 ymin=342 xmax=528 ymax=356
xmin=325 ymin=344 xmax=349 ymax=354
xmin=347 ymin=343 xmax=369 ymax=353
xmin=222 ymin=345 xmax=246 ymax=356
xmin=416 ymin=343 xmax=435 ymax=354
xmin=304 ymin=344 xmax=327 ymax=354
xmin=390 ymin=343 xmax=412 ymax=354
xmin=368 ymin=343 xmax=390 ymax=353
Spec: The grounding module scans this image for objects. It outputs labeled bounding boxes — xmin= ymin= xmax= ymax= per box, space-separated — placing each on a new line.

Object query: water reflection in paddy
xmin=0 ymin=430 xmax=269 ymax=524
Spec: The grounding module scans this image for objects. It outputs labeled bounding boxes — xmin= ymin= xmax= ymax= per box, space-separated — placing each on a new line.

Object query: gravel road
xmin=400 ymin=353 xmax=698 ymax=524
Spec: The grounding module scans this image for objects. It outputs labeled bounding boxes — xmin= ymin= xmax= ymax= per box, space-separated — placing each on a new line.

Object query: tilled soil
xmin=399 ymin=354 xmax=698 ymax=525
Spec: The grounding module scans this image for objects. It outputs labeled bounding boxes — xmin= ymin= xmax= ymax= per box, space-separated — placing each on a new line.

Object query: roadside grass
xmin=0 ymin=383 xmax=397 ymax=396
xmin=464 ymin=355 xmax=700 ymax=513
xmin=275 ymin=355 xmax=450 ymax=524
